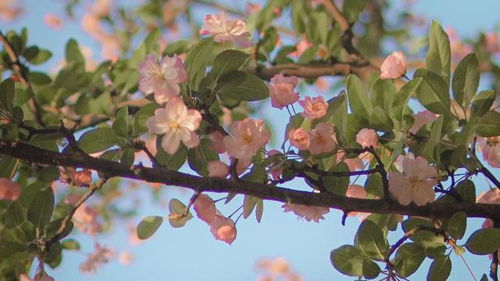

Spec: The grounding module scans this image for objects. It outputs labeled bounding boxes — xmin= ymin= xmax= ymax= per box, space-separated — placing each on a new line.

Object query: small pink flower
xmin=356 ymin=128 xmax=378 ymax=148
xmin=207 ymin=160 xmax=229 ymax=178
xmin=268 ymin=73 xmax=300 ymax=109
xmin=282 ymin=203 xmax=329 ymax=222
xmin=290 ymin=37 xmax=313 ymax=58
xmin=223 ymin=118 xmax=270 ymax=160
xmin=476 ymin=189 xmax=500 ymax=204
xmin=43 ymin=13 xmax=63 ymax=30
xmin=139 ymin=54 xmax=188 ymax=105
xmin=409 ymin=111 xmax=438 ymax=134
xmin=60 ymin=167 xmax=92 ymax=187
xmin=299 ymin=96 xmax=328 ymax=120
xmin=199 ymin=13 xmax=251 ymax=48
xmin=210 ymin=214 xmax=237 ymax=245
xmin=388 ymin=156 xmax=438 ymax=206
xmin=80 ymin=243 xmax=115 ymax=274
xmin=380 ymin=51 xmax=407 ymax=79
xmin=288 ymin=128 xmax=310 ymax=150
xmin=73 ymin=204 xmax=102 ymax=235
xmin=194 ymin=194 xmax=217 ymax=224
xmin=308 ymin=123 xmax=337 ymax=155
xmin=146 ymin=97 xmax=202 ymax=154
xmin=485 ymin=32 xmax=500 ymax=54
xmin=118 ymin=251 xmax=134 ymax=266
xmin=336 ymin=151 xmax=365 ymax=171
xmin=208 ymin=131 xmax=226 ymax=154
xmin=477 ymin=137 xmax=500 ymax=168
xmin=0 ymin=178 xmax=21 ymax=201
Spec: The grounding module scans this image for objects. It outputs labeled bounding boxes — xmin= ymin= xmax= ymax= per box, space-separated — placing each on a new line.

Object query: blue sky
xmin=2 ymin=0 xmax=500 ymax=280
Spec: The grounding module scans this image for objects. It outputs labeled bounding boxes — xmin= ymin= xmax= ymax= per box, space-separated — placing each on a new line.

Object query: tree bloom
xmin=43 ymin=13 xmax=63 ymax=30
xmin=268 ymin=73 xmax=300 ymax=109
xmin=356 ymin=128 xmax=378 ymax=148
xmin=299 ymin=96 xmax=328 ymax=120
xmin=308 ymin=123 xmax=337 ymax=155
xmin=388 ymin=156 xmax=438 ymax=206
xmin=73 ymin=203 xmax=102 ymax=235
xmin=80 ymin=243 xmax=115 ymax=274
xmin=223 ymin=118 xmax=270 ymax=160
xmin=282 ymin=203 xmax=329 ymax=222
xmin=139 ymin=54 xmax=188 ymax=105
xmin=194 ymin=194 xmax=217 ymax=224
xmin=485 ymin=32 xmax=500 ymax=54
xmin=146 ymin=97 xmax=202 ymax=154
xmin=199 ymin=13 xmax=251 ymax=48
xmin=477 ymin=189 xmax=500 ymax=204
xmin=210 ymin=214 xmax=237 ymax=245
xmin=118 ymin=251 xmax=134 ymax=266
xmin=290 ymin=37 xmax=313 ymax=57
xmin=380 ymin=51 xmax=407 ymax=79
xmin=60 ymin=167 xmax=92 ymax=187
xmin=409 ymin=111 xmax=438 ymax=134
xmin=0 ymin=178 xmax=21 ymax=201
xmin=288 ymin=128 xmax=310 ymax=150
xmin=208 ymin=131 xmax=226 ymax=154
xmin=336 ymin=151 xmax=365 ymax=171
xmin=477 ymin=137 xmax=500 ymax=168
xmin=207 ymin=160 xmax=229 ymax=178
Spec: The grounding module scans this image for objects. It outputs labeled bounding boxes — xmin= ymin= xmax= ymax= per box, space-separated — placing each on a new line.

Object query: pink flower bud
xmin=268 ymin=73 xmax=300 ymax=109
xmin=355 ymin=128 xmax=378 ymax=148
xmin=207 ymin=161 xmax=229 ymax=178
xmin=194 ymin=194 xmax=217 ymax=224
xmin=299 ymin=96 xmax=328 ymax=120
xmin=380 ymin=51 xmax=407 ymax=79
xmin=0 ymin=178 xmax=21 ymax=201
xmin=288 ymin=128 xmax=310 ymax=150
xmin=210 ymin=215 xmax=237 ymax=245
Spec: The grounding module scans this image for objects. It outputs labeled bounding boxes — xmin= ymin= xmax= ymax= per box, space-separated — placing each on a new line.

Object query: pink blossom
xmin=409 ymin=111 xmax=438 ymax=134
xmin=127 ymin=224 xmax=144 ymax=246
xmin=0 ymin=0 xmax=22 ymax=22
xmin=118 ymin=251 xmax=134 ymax=266
xmin=477 ymin=137 xmax=500 ymax=168
xmin=0 ymin=178 xmax=21 ymax=201
xmin=288 ymin=128 xmax=310 ymax=150
xmin=299 ymin=96 xmax=328 ymax=120
xmin=477 ymin=189 xmax=500 ymax=204
xmin=60 ymin=167 xmax=92 ymax=187
xmin=210 ymin=214 xmax=237 ymax=245
xmin=208 ymin=131 xmax=226 ymax=154
xmin=245 ymin=3 xmax=261 ymax=14
xmin=282 ymin=203 xmax=329 ymax=222
xmin=139 ymin=54 xmax=188 ymax=104
xmin=485 ymin=32 xmax=500 ymax=54
xmin=199 ymin=13 xmax=251 ymax=48
xmin=223 ymin=118 xmax=270 ymax=160
xmin=80 ymin=243 xmax=115 ymax=274
xmin=308 ymin=123 xmax=337 ymax=155
xmin=393 ymin=153 xmax=415 ymax=172
xmin=207 ymin=160 xmax=229 ymax=178
xmin=194 ymin=194 xmax=217 ymax=224
xmin=268 ymin=73 xmax=300 ymax=109
xmin=315 ymin=77 xmax=329 ymax=92
xmin=290 ymin=37 xmax=313 ymax=57
xmin=356 ymin=128 xmax=378 ymax=148
xmin=445 ymin=27 xmax=473 ymax=61
xmin=233 ymin=157 xmax=253 ymax=176
xmin=336 ymin=151 xmax=365 ymax=171
xmin=73 ymin=203 xmax=102 ymax=235
xmin=146 ymin=97 xmax=202 ymax=154
xmin=388 ymin=156 xmax=438 ymax=206
xmin=380 ymin=51 xmax=407 ymax=79
xmin=43 ymin=13 xmax=63 ymax=30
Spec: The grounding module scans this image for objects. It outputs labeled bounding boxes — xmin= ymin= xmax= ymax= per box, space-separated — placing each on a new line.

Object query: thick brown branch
xmin=1 ymin=139 xmax=499 ymax=220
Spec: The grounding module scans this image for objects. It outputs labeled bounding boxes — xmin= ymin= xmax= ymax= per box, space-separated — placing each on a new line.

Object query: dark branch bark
xmin=1 ymin=139 xmax=499 ymax=220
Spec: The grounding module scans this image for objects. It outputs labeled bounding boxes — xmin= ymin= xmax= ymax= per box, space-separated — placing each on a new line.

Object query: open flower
xmin=194 ymin=194 xmax=217 ymax=224
xmin=210 ymin=214 xmax=237 ymax=245
xmin=380 ymin=51 xmax=407 ymax=79
xmin=308 ymin=123 xmax=337 ymax=155
xmin=0 ymin=178 xmax=21 ymax=201
xmin=356 ymin=128 xmax=378 ymax=148
xmin=146 ymin=97 xmax=202 ymax=155
xmin=139 ymin=54 xmax=188 ymax=105
xmin=268 ymin=73 xmax=300 ymax=109
xmin=199 ymin=13 xmax=251 ymax=48
xmin=388 ymin=156 xmax=438 ymax=206
xmin=288 ymin=128 xmax=310 ymax=150
xmin=282 ymin=203 xmax=329 ymax=222
xmin=223 ymin=118 xmax=270 ymax=160
xmin=299 ymin=96 xmax=328 ymax=120
xmin=60 ymin=167 xmax=92 ymax=187
xmin=477 ymin=137 xmax=500 ymax=168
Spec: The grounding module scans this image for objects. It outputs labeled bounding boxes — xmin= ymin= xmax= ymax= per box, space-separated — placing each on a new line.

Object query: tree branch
xmin=1 ymin=140 xmax=499 ymax=221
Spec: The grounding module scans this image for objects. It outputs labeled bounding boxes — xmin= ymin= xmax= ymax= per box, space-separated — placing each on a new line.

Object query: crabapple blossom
xmin=355 ymin=128 xmax=379 ymax=148
xmin=207 ymin=160 xmax=229 ymax=178
xmin=194 ymin=194 xmax=217 ymax=224
xmin=308 ymin=123 xmax=337 ymax=155
xmin=299 ymin=96 xmax=328 ymax=120
xmin=282 ymin=203 xmax=329 ymax=222
xmin=72 ymin=203 xmax=102 ymax=235
xmin=388 ymin=156 xmax=438 ymax=206
xmin=223 ymin=118 xmax=270 ymax=160
xmin=43 ymin=13 xmax=63 ymax=30
xmin=199 ymin=13 xmax=252 ymax=48
xmin=210 ymin=214 xmax=237 ymax=245
xmin=268 ymin=73 xmax=300 ymax=109
xmin=477 ymin=137 xmax=500 ymax=168
xmin=60 ymin=167 xmax=92 ymax=187
xmin=80 ymin=243 xmax=115 ymax=274
xmin=380 ymin=51 xmax=407 ymax=79
xmin=0 ymin=177 xmax=21 ymax=201
xmin=477 ymin=189 xmax=500 ymax=204
xmin=336 ymin=151 xmax=365 ymax=171
xmin=139 ymin=54 xmax=188 ymax=104
xmin=409 ymin=111 xmax=438 ymax=134
xmin=288 ymin=128 xmax=310 ymax=150
xmin=146 ymin=97 xmax=202 ymax=154
xmin=290 ymin=37 xmax=313 ymax=57
xmin=485 ymin=32 xmax=500 ymax=54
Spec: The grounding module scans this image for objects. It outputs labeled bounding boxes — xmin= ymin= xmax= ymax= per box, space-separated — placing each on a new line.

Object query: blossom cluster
xmin=193 ymin=194 xmax=237 ymax=245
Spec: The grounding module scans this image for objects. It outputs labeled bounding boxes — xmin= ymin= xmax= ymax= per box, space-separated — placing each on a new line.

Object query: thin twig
xmin=367 ymin=146 xmax=390 ymax=200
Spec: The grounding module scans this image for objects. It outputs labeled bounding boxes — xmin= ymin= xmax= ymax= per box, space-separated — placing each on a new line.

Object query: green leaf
xmin=427 ymin=255 xmax=451 ymax=281
xmin=362 ymin=258 xmax=381 ymax=279
xmin=65 ymin=38 xmax=84 ymax=64
xmin=452 ymin=54 xmax=479 ymax=109
xmin=455 ymin=180 xmax=475 ymax=203
xmin=4 ymin=201 xmax=26 ymax=228
xmin=137 ymin=216 xmax=163 ymax=240
xmin=414 ymin=69 xmax=451 ymax=114
xmin=255 ymin=199 xmax=264 ymax=223
xmin=480 ymin=274 xmax=489 ymax=281
xmin=187 ymin=139 xmax=219 ymax=176
xmin=392 ymin=243 xmax=426 ymax=278
xmin=343 ymin=0 xmax=368 ymax=23
xmin=330 ymin=245 xmax=364 ymax=277
xmin=369 ymin=106 xmax=394 ymax=131
xmin=426 ymin=21 xmax=451 ymax=84
xmin=347 ymin=74 xmax=372 ymax=120
xmin=364 ymin=173 xmax=383 ymax=198
xmin=393 ymin=78 xmax=422 ymax=122
xmin=370 ymin=78 xmax=395 ymax=116
xmin=210 ymin=50 xmax=250 ymax=83
xmin=78 ymin=128 xmax=118 ymax=154
xmin=27 ymin=188 xmax=55 ymax=231
xmin=476 ymin=111 xmax=500 ymax=137
xmin=354 ymin=220 xmax=389 ymax=261
xmin=185 ymin=38 xmax=222 ymax=90
xmin=243 ymin=195 xmax=258 ymax=219
xmin=325 ymin=92 xmax=348 ymax=141
xmin=0 ymin=78 xmax=15 ymax=111
xmin=465 ymin=228 xmax=500 ymax=255
xmin=322 ymin=162 xmax=349 ymax=196
xmin=61 ymin=239 xmax=80 ymax=250
xmin=156 ymin=138 xmax=188 ymax=170
xmin=112 ymin=106 xmax=129 ymax=137
xmin=27 ymin=49 xmax=52 ymax=65
xmin=217 ymin=71 xmax=269 ymax=102
xmin=471 ymin=90 xmax=495 ymax=118
xmin=168 ymin=199 xmax=193 ymax=228
xmin=0 ymin=156 xmax=20 ymax=179
xmin=133 ymin=103 xmax=158 ymax=136
xmin=446 ymin=211 xmax=466 ymax=240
